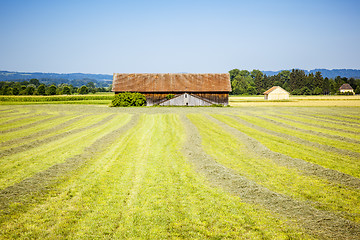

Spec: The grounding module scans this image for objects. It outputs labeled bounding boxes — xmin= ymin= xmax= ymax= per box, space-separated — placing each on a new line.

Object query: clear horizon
xmin=1 ymin=0 xmax=359 ymax=74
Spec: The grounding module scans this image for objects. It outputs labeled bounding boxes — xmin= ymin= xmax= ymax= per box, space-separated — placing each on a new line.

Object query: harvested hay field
xmin=230 ymin=95 xmax=360 ymax=107
xmin=0 ymin=104 xmax=359 ymax=239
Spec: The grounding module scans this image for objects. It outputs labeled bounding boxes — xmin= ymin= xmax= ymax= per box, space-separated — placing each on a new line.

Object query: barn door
xmin=184 ymin=93 xmax=189 ymax=105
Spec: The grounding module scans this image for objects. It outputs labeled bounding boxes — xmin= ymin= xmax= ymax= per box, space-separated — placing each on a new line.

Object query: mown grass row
xmin=0 ymin=113 xmax=310 ymax=239
xmin=0 ymin=113 xmax=130 ymax=190
xmin=235 ymin=114 xmax=360 ymax=153
xmin=189 ymin=114 xmax=360 ymax=223
xmin=0 ymin=114 xmax=81 ymax=146
xmin=261 ymin=114 xmax=360 ymax=142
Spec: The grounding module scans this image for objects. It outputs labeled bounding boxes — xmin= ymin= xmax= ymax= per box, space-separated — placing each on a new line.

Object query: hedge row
xmin=0 ymin=95 xmax=114 ymax=102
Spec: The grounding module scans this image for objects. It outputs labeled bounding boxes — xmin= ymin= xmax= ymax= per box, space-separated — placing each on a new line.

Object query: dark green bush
xmin=112 ymin=92 xmax=146 ymax=107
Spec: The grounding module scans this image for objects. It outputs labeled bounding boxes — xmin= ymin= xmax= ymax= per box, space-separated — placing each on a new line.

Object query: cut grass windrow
xmin=0 ymin=114 xmax=60 ymax=133
xmin=0 ymin=113 xmax=135 ymax=224
xmin=183 ymin=114 xmax=359 ymax=239
xmin=0 ymin=113 xmax=123 ymax=189
xmin=303 ymin=113 xmax=360 ymax=126
xmin=284 ymin=113 xmax=360 ymax=133
xmin=261 ymin=114 xmax=360 ymax=144
xmin=0 ymin=114 xmax=110 ymax=158
xmin=235 ymin=114 xmax=360 ymax=155
xmin=189 ymin=114 xmax=360 ymax=223
xmin=0 ymin=114 xmax=311 ymax=240
xmin=0 ymin=114 xmax=83 ymax=147
xmin=213 ymin=114 xmax=360 ymax=179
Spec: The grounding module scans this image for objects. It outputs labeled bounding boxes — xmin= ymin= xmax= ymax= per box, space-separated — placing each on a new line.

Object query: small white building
xmin=339 ymin=84 xmax=354 ymax=94
xmin=263 ymin=86 xmax=290 ymax=100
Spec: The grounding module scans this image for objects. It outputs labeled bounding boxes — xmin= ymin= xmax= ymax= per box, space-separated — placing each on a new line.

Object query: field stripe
xmin=0 ymin=114 xmax=136 ymax=222
xmin=286 ymin=113 xmax=360 ymax=132
xmin=0 ymin=114 xmax=83 ymax=146
xmin=261 ymin=114 xmax=360 ymax=144
xmin=235 ymin=114 xmax=360 ymax=156
xmin=191 ymin=114 xmax=360 ymax=221
xmin=302 ymin=113 xmax=360 ymax=126
xmin=0 ymin=114 xmax=109 ymax=158
xmin=207 ymin=114 xmax=360 ymax=189
xmin=0 ymin=114 xmax=123 ymax=189
xmin=272 ymin=114 xmax=360 ymax=139
xmin=0 ymin=114 xmax=311 ymax=239
xmin=0 ymin=114 xmax=60 ymax=133
xmin=214 ymin=114 xmax=360 ymax=178
xmin=183 ymin=114 xmax=359 ymax=239
xmin=0 ymin=109 xmax=34 ymax=119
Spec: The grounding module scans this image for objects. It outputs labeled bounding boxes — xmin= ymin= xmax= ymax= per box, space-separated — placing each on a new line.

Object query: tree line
xmin=0 ymin=79 xmax=111 ymax=96
xmin=229 ymin=69 xmax=360 ymax=95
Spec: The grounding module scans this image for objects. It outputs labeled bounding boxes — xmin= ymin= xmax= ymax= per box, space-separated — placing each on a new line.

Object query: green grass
xmin=211 ymin=113 xmax=360 ymax=178
xmin=189 ymin=114 xmax=360 ymax=222
xmin=235 ymin=114 xmax=360 ymax=153
xmin=260 ymin=114 xmax=360 ymax=141
xmin=1 ymin=105 xmax=359 ymax=239
xmin=0 ymin=113 xmax=309 ymax=239
xmin=0 ymin=114 xmax=128 ymax=190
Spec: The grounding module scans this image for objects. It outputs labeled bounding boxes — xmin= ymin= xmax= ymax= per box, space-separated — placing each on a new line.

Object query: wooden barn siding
xmin=194 ymin=93 xmax=229 ymax=105
xmin=114 ymin=92 xmax=229 ymax=105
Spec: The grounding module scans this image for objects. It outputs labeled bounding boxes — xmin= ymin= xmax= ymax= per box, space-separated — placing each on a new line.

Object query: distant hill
xmin=262 ymin=69 xmax=360 ymax=79
xmin=0 ymin=71 xmax=113 ymax=87
xmin=1 ymin=69 xmax=360 ymax=87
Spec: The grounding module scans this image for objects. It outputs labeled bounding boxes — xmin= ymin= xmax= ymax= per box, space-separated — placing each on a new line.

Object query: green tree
xmin=313 ymin=87 xmax=322 ymax=95
xmin=229 ymin=69 xmax=241 ymax=81
xmin=322 ymin=77 xmax=330 ymax=95
xmin=86 ymin=82 xmax=95 ymax=89
xmin=62 ymin=86 xmax=71 ymax=95
xmin=78 ymin=85 xmax=89 ymax=94
xmin=355 ymin=86 xmax=360 ymax=94
xmin=12 ymin=86 xmax=20 ymax=95
xmin=289 ymin=69 xmax=306 ymax=91
xmin=25 ymin=85 xmax=35 ymax=95
xmin=48 ymin=85 xmax=57 ymax=95
xmin=29 ymin=78 xmax=40 ymax=87
xmin=37 ymin=84 xmax=46 ymax=95
xmin=313 ymin=72 xmax=324 ymax=89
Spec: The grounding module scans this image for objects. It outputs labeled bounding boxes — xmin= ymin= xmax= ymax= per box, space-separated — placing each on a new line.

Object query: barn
xmin=263 ymin=86 xmax=290 ymax=100
xmin=112 ymin=73 xmax=231 ymax=106
xmin=339 ymin=83 xmax=355 ymax=94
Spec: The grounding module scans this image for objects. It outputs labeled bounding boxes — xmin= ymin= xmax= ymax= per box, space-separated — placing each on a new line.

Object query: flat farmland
xmin=0 ymin=104 xmax=359 ymax=239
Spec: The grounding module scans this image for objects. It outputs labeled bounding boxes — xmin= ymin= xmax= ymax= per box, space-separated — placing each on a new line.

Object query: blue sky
xmin=0 ymin=0 xmax=359 ymax=74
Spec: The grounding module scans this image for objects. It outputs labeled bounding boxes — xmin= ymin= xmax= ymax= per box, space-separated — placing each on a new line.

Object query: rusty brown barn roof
xmin=112 ymin=73 xmax=231 ymax=92
xmin=339 ymin=83 xmax=353 ymax=90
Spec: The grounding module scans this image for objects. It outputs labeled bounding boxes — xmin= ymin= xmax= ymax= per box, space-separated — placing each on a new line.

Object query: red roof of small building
xmin=339 ymin=83 xmax=353 ymax=90
xmin=112 ymin=73 xmax=231 ymax=93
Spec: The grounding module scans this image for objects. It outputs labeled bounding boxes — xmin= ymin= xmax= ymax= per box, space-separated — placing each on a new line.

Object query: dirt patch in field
xmin=181 ymin=114 xmax=360 ymax=240
xmin=0 ymin=114 xmax=139 ymax=222
xmin=0 ymin=114 xmax=113 ymax=158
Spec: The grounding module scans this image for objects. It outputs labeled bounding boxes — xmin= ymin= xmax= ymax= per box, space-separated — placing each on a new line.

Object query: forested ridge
xmin=1 ymin=69 xmax=360 ymax=96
